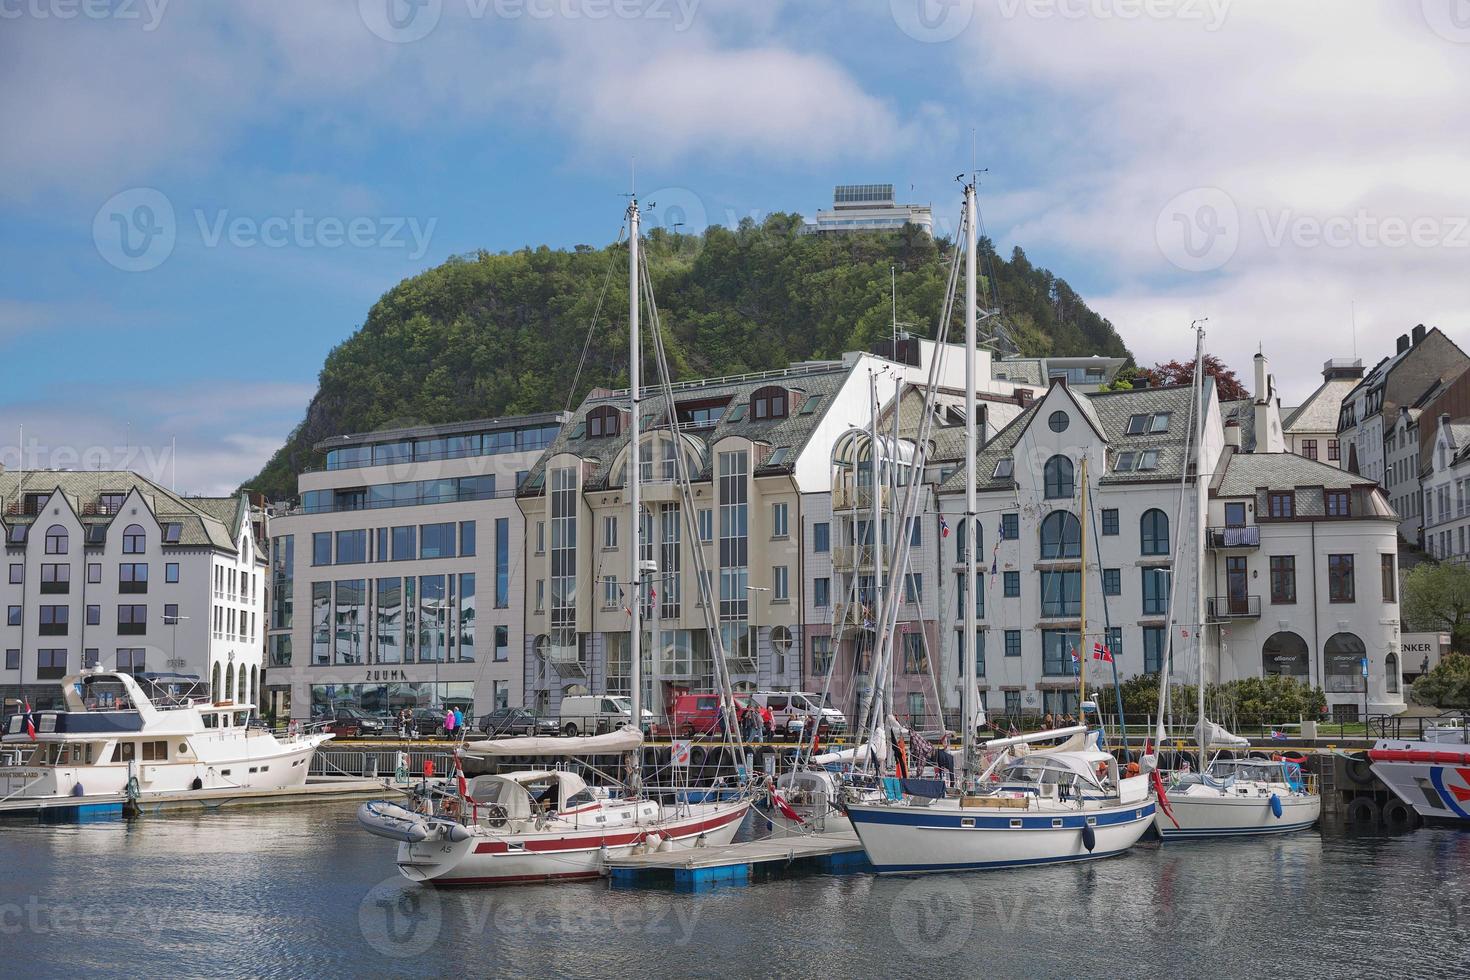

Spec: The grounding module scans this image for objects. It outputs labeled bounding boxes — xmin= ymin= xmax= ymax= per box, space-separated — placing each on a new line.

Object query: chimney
xmin=1397 ymin=334 xmax=1410 ymax=355
xmin=1412 ymin=323 xmax=1427 ymax=346
xmin=1253 ymin=352 xmax=1269 ymax=403
xmin=1223 ymin=420 xmax=1242 ymax=450
xmin=1322 ymin=358 xmax=1364 ymax=381
xmin=1016 ymin=388 xmax=1034 ymax=406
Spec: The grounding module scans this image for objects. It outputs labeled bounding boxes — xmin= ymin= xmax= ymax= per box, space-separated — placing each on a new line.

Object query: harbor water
xmin=2 ymin=805 xmax=1467 ymax=978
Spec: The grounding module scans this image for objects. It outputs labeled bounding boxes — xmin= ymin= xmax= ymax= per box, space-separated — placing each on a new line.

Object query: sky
xmin=2 ymin=0 xmax=1468 ymax=495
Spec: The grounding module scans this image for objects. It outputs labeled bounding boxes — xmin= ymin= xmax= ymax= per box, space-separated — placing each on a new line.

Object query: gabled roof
xmin=518 ymin=362 xmax=852 ymax=493
xmin=0 ymin=471 xmax=248 ymax=554
xmin=1283 ymin=376 xmax=1359 ymax=433
xmin=1215 ymin=452 xmax=1375 ymax=497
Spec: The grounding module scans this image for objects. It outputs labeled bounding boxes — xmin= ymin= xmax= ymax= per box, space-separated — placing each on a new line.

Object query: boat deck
xmin=605 ymin=831 xmax=868 ymax=888
xmin=0 ymin=775 xmax=405 ymax=820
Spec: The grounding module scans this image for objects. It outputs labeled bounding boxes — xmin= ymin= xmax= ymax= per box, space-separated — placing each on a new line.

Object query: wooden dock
xmin=0 ymin=775 xmax=404 ymax=821
xmin=606 ymin=831 xmax=869 ymax=889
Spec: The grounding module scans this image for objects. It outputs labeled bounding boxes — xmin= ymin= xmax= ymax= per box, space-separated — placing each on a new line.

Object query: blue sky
xmin=3 ymin=1 xmax=1468 ymax=493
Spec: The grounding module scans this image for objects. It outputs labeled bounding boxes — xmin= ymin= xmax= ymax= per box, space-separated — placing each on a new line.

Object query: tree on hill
xmin=1147 ymin=354 xmax=1250 ymax=400
xmin=1411 ymin=653 xmax=1470 ymax=710
xmin=241 ymin=217 xmax=1134 ymax=500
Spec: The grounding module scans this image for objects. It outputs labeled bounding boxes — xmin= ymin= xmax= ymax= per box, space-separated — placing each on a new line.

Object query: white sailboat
xmin=844 ymin=179 xmax=1156 ymax=872
xmin=1147 ymin=322 xmax=1320 ymax=840
xmin=357 ymin=193 xmax=748 ymax=884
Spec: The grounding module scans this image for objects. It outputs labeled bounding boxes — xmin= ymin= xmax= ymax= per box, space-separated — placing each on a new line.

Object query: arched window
xmin=1261 ymin=631 xmax=1309 ymax=679
xmin=122 ymin=524 xmax=146 ymax=554
xmin=1039 ymin=511 xmax=1081 ymax=559
xmin=237 ymin=668 xmax=246 ymax=705
xmin=224 ymin=664 xmax=235 ymax=703
xmin=750 ymin=386 xmax=789 ymax=420
xmin=1140 ymin=509 xmax=1169 ymax=556
xmin=250 ymin=666 xmax=259 ymax=706
xmin=211 ymin=662 xmax=222 ymax=702
xmin=1385 ymin=652 xmax=1400 ymax=694
xmin=44 ymin=525 xmax=68 ymax=555
xmin=1043 ymin=456 xmax=1074 ymax=499
xmin=587 ymin=405 xmax=621 ymax=439
xmin=1324 ymin=632 xmax=1367 ymax=694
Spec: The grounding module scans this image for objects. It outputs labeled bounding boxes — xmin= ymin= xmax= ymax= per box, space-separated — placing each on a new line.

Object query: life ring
xmin=1382 ymin=797 xmax=1419 ymax=829
xmin=1345 ymin=796 xmax=1380 ymax=825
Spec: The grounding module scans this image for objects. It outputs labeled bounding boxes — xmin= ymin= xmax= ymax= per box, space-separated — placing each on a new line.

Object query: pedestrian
xmin=453 ymin=706 xmax=464 ymax=730
xmin=1422 ymin=655 xmax=1431 ymax=675
xmin=443 ymin=707 xmax=455 ymax=738
xmin=759 ymin=703 xmax=774 ymax=741
xmin=1043 ymin=712 xmax=1054 ymax=731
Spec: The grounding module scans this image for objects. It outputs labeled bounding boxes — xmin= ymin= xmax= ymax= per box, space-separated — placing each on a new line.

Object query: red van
xmin=653 ymin=693 xmax=756 ymax=738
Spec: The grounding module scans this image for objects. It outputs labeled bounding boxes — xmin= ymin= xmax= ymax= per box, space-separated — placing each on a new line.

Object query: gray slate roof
xmin=1214 ymin=452 xmax=1372 ymax=496
xmin=0 ymin=470 xmax=247 ymax=554
xmin=1283 ymin=377 xmax=1358 ymax=433
xmin=519 ymin=363 xmax=852 ymax=493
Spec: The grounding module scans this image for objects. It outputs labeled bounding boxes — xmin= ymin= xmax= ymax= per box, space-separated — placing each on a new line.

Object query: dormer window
xmin=162 ymin=523 xmax=183 ymax=543
xmin=1126 ymin=412 xmax=1171 ymax=435
xmin=98 ymin=493 xmax=126 ymax=514
xmin=750 ymin=386 xmax=789 ymax=420
xmin=587 ymin=405 xmax=622 ymax=439
xmin=993 ymin=457 xmax=1014 ymax=479
xmin=1149 ymin=412 xmax=1171 ymax=433
xmin=1136 ymin=450 xmax=1160 ymax=471
xmin=1324 ymin=489 xmax=1351 ymax=517
xmin=1114 ymin=452 xmax=1136 ymax=472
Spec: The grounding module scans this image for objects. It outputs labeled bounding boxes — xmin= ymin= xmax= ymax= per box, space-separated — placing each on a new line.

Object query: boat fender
xmin=1345 ymin=796 xmax=1380 ymax=825
xmin=125 ymin=776 xmax=140 ymax=801
xmin=1081 ymin=823 xmax=1096 ymax=853
xmin=191 ymin=777 xmax=203 ymax=791
xmin=1269 ymin=793 xmax=1283 ymax=819
xmin=441 ymin=821 xmax=471 ymax=843
xmin=71 ymin=782 xmax=84 ymax=797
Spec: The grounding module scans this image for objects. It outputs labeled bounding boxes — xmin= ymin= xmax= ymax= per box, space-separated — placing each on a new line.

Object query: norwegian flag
xmin=23 ymin=699 xmax=36 ymax=741
xmin=1091 ymin=642 xmax=1113 ymax=664
xmin=939 ymin=515 xmax=950 ymax=538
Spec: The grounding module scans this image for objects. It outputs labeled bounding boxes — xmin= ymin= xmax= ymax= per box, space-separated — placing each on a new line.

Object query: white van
xmin=558 ymin=695 xmax=654 ymax=736
xmin=751 ymin=691 xmax=846 ymax=739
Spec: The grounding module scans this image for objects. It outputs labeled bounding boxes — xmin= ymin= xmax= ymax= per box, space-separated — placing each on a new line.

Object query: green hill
xmin=244 ymin=213 xmax=1132 ymax=500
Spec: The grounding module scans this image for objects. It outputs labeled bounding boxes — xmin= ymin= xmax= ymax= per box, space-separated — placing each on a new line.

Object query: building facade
xmin=1283 ymin=357 xmax=1360 ymax=465
xmin=805 ymin=183 xmax=934 ymax=237
xmin=1420 ymin=414 xmax=1470 ymax=562
xmin=1 ymin=472 xmax=265 ymax=711
xmin=265 ymin=414 xmax=564 ymax=723
xmin=1384 ymin=406 xmax=1423 ymax=543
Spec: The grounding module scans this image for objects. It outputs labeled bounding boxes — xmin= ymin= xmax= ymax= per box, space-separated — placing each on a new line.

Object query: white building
xmin=805 ymin=183 xmax=933 ymax=237
xmin=994 ymin=355 xmax=1128 ymax=393
xmin=515 ymin=339 xmax=1029 ymax=720
xmin=1283 ymin=357 xmax=1360 ymax=465
xmin=1 ymin=471 xmax=266 ymax=711
xmin=265 ymin=414 xmax=565 ymax=724
xmin=1384 ymin=406 xmax=1424 ymax=542
xmin=1420 ymin=413 xmax=1470 ymax=561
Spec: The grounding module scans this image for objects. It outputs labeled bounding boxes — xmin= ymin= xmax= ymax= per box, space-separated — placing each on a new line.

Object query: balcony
xmin=1208 ymin=525 xmax=1260 ymax=549
xmin=1207 ymin=594 xmax=1261 ymax=620
xmin=831 ymin=545 xmax=874 ymax=572
xmin=832 ymin=485 xmax=890 ymax=512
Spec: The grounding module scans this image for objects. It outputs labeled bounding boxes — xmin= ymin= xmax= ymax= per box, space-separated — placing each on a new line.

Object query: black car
xmin=479 ymin=707 xmax=559 ymax=738
xmin=324 ymin=706 xmax=385 ymax=737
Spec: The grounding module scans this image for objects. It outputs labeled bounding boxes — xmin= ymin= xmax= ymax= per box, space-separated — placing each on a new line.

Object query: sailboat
xmin=843 ymin=179 xmax=1156 ymax=872
xmin=357 ymin=194 xmax=750 ymax=883
xmin=1145 ymin=322 xmax=1321 ymax=840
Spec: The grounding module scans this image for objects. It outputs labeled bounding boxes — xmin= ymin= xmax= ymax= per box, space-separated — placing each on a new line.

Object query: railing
xmin=1207 ymin=594 xmax=1261 ymax=619
xmin=600 ymin=360 xmax=843 ymax=398
xmin=831 ymin=545 xmax=873 ymax=571
xmin=833 ymin=485 xmax=890 ymax=511
xmin=1207 ymin=525 xmax=1260 ymax=548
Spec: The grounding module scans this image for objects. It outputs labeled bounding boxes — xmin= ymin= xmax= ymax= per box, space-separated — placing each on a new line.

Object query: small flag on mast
xmin=1091 ymin=641 xmax=1113 ymax=663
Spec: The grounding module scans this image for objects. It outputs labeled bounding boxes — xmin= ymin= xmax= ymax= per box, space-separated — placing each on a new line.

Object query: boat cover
xmin=463 ymin=728 xmax=643 ymax=757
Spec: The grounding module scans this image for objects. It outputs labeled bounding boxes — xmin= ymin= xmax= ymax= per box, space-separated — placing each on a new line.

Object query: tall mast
xmin=869 ymin=370 xmax=886 ymax=740
xmin=1078 ymin=454 xmax=1088 ymax=709
xmin=628 ymin=196 xmax=643 ymax=748
xmin=1191 ymin=322 xmax=1208 ymax=750
xmin=962 ymin=180 xmax=978 ymax=779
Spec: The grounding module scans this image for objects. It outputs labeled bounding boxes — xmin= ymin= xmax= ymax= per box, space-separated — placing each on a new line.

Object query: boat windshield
xmin=998 ymin=757 xmax=1104 ymax=791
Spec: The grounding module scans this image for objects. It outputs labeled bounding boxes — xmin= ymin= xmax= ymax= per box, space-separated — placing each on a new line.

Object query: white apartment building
xmin=516 ymin=339 xmax=1030 ymax=720
xmin=1 ymin=471 xmax=265 ymax=711
xmin=1385 ymin=406 xmax=1424 ymax=542
xmin=1421 ymin=413 xmax=1470 ymax=562
xmin=994 ymin=355 xmax=1128 ymax=393
xmin=805 ymin=183 xmax=934 ymax=237
xmin=266 ymin=414 xmax=564 ymax=724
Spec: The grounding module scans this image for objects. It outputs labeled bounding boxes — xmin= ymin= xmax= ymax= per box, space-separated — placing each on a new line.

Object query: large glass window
xmin=1324 ymin=632 xmax=1366 ymax=693
xmin=1143 ymin=626 xmax=1166 ymax=673
xmin=335 ymin=529 xmax=367 ymax=564
xmin=1329 ymin=554 xmax=1355 ymax=603
xmin=376 ymin=578 xmax=403 ymax=664
xmin=660 ymin=503 xmax=681 ymax=620
xmin=271 ymin=535 xmax=294 ymax=629
xmin=391 ymin=526 xmax=416 ymax=561
xmin=122 ymin=524 xmax=146 ymax=554
xmin=1140 ymin=509 xmax=1169 ymax=556
xmin=495 ymin=518 xmax=509 ymax=608
xmin=334 ymin=579 xmax=366 ymax=664
xmin=550 ymin=467 xmax=579 ymax=664
xmin=813 ymin=522 xmax=830 ymax=553
xmin=1040 ymin=570 xmax=1081 ymax=617
xmin=1261 ymin=631 xmax=1309 ymax=679
xmin=311 ymin=582 xmax=331 ymax=665
xmin=1043 ymin=456 xmax=1074 ymax=499
xmin=460 ymin=520 xmax=476 ymax=558
xmin=420 ymin=523 xmax=456 ymax=559
xmin=718 ymin=451 xmax=750 ymax=660
xmin=1039 ymin=511 xmax=1081 ymax=559
xmin=44 ymin=525 xmax=68 ymax=554
xmin=1269 ymin=556 xmax=1296 ymax=604
xmin=1042 ymin=629 xmax=1080 ymax=676
xmin=312 ymin=532 xmax=332 ymax=566
xmin=458 ymin=573 xmax=476 ymax=662
xmin=418 ymin=575 xmax=447 ymax=661
xmin=1142 ymin=567 xmax=1170 ymax=615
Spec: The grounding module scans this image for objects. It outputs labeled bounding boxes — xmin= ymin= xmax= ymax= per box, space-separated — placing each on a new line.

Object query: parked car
xmin=750 ymin=691 xmax=847 ymax=739
xmin=323 ymin=706 xmax=385 ymax=737
xmin=652 ymin=693 xmax=759 ymax=739
xmin=559 ymin=695 xmax=654 ymax=736
xmin=479 ymin=707 xmax=560 ymax=738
